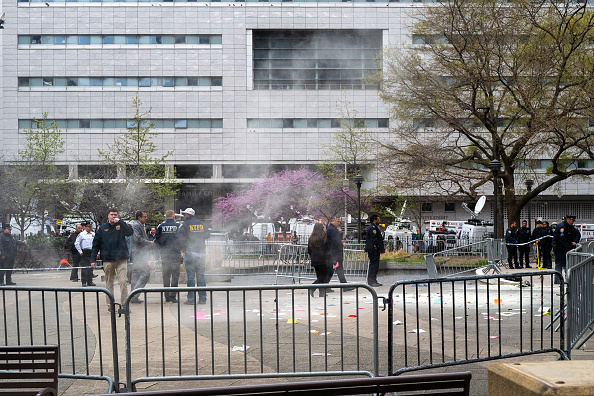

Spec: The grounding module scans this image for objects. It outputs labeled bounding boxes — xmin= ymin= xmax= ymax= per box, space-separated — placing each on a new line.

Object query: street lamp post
xmin=525 ymin=179 xmax=534 ymax=230
xmin=353 ymin=174 xmax=365 ymax=243
xmin=488 ymin=160 xmax=502 ymax=238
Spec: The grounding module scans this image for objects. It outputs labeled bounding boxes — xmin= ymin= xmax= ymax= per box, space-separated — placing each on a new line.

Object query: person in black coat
xmin=516 ymin=220 xmax=532 ymax=268
xmin=325 ymin=216 xmax=355 ymax=291
xmin=307 ymin=223 xmax=331 ymax=297
xmin=505 ymin=221 xmax=519 ymax=269
xmin=541 ymin=221 xmax=553 ymax=269
xmin=364 ymin=214 xmax=385 ymax=287
xmin=553 ymin=215 xmax=580 ymax=284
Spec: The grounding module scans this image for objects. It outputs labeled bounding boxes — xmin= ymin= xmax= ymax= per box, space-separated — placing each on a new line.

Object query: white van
xmin=251 ymin=222 xmax=276 ymax=240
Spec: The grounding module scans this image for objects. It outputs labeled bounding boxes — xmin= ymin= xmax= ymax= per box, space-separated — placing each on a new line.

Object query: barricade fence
xmin=386 ymin=271 xmax=567 ymax=376
xmin=124 ymin=284 xmax=379 ymax=392
xmin=566 ymin=247 xmax=594 ymax=354
xmin=275 ymin=244 xmax=368 ymax=283
xmin=425 ymin=239 xmax=498 ymax=278
xmin=0 ymin=286 xmax=120 ymax=393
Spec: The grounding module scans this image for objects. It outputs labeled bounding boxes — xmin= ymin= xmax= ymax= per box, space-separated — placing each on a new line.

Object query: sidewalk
xmin=6 ymin=265 xmax=593 ymax=396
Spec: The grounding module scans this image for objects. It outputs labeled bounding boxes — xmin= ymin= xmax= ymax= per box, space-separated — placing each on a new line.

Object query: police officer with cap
xmin=75 ymin=220 xmax=96 ymax=287
xmin=553 ymin=215 xmax=580 ymax=284
xmin=0 ymin=223 xmax=26 ymax=285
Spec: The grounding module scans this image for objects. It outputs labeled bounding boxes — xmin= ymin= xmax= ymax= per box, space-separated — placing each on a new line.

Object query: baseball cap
xmin=181 ymin=208 xmax=195 ymax=216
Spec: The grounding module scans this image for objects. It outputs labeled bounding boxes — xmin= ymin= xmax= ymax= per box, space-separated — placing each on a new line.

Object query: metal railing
xmin=204 ymin=241 xmax=281 ymax=276
xmin=0 ymin=286 xmax=120 ymax=393
xmin=386 ymin=271 xmax=567 ymax=376
xmin=425 ymin=239 xmax=501 ymax=278
xmin=275 ymin=245 xmax=368 ymax=283
xmin=566 ymin=241 xmax=594 ymax=355
xmin=124 ymin=284 xmax=379 ymax=392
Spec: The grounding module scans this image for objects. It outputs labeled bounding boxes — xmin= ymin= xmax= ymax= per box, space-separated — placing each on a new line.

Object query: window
xmin=421 ymin=202 xmax=433 ymax=212
xmin=445 ymin=202 xmax=456 ymax=212
xmin=253 ymin=30 xmax=382 ymax=90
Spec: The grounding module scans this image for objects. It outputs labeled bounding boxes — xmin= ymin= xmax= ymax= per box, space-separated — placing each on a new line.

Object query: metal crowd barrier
xmin=124 ymin=284 xmax=379 ymax=392
xmin=0 ymin=285 xmax=120 ymax=393
xmin=205 ymin=241 xmax=282 ymax=276
xmin=275 ymin=245 xmax=368 ymax=283
xmin=566 ymin=244 xmax=594 ymax=355
xmin=386 ymin=271 xmax=567 ymax=376
xmin=425 ymin=239 xmax=500 ymax=278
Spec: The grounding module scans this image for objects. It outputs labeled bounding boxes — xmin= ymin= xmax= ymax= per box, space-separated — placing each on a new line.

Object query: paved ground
xmin=2 ymin=265 xmax=593 ymax=395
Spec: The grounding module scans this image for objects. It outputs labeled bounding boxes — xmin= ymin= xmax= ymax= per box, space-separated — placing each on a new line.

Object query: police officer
xmin=66 ymin=224 xmax=83 ymax=282
xmin=516 ymin=220 xmax=532 ymax=268
xmin=75 ymin=221 xmax=96 ymax=287
xmin=553 ymin=215 xmax=580 ymax=284
xmin=0 ymin=224 xmax=26 ymax=285
xmin=364 ymin=214 xmax=384 ymax=287
xmin=505 ymin=221 xmax=520 ymax=269
xmin=541 ymin=221 xmax=554 ymax=269
xmin=532 ymin=220 xmax=545 ymax=268
xmin=155 ymin=210 xmax=182 ymax=303
xmin=176 ymin=208 xmax=210 ymax=305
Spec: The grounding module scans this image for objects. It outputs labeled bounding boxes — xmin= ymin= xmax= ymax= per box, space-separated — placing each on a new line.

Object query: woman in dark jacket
xmin=307 ymin=223 xmax=331 ymax=297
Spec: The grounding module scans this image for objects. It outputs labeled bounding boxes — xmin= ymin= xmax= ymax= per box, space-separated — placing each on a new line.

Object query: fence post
xmin=425 ymin=255 xmax=437 ymax=278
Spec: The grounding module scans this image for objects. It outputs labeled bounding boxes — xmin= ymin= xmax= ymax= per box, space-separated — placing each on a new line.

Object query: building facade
xmin=1 ymin=0 xmax=593 ymax=226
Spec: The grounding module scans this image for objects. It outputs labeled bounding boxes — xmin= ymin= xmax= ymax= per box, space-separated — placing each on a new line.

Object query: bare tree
xmin=0 ymin=113 xmax=73 ymax=238
xmin=78 ymin=96 xmax=178 ymax=224
xmin=378 ymin=0 xmax=594 ymax=236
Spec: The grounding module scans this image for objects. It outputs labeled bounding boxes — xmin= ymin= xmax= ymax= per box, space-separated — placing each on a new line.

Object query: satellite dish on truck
xmin=461 ymin=195 xmax=486 ymax=220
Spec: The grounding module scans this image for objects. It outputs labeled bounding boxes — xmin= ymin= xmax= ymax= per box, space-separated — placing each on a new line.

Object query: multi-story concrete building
xmin=1 ymin=0 xmax=592 ymax=227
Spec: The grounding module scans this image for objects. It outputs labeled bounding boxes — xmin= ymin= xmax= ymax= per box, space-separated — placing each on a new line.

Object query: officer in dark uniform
xmin=155 ymin=210 xmax=182 ymax=303
xmin=531 ymin=220 xmax=545 ymax=268
xmin=553 ymin=215 xmax=580 ymax=284
xmin=505 ymin=221 xmax=520 ymax=269
xmin=516 ymin=220 xmax=532 ymax=268
xmin=66 ymin=224 xmax=83 ymax=282
xmin=176 ymin=208 xmax=210 ymax=304
xmin=0 ymin=224 xmax=26 ymax=285
xmin=364 ymin=214 xmax=384 ymax=287
xmin=541 ymin=221 xmax=553 ymax=269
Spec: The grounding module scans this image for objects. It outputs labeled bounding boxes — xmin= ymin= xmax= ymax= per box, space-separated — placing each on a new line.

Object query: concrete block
xmin=488 ymin=361 xmax=594 ymax=396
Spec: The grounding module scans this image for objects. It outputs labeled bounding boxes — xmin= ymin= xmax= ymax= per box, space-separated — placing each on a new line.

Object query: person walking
xmin=130 ymin=211 xmax=154 ymax=304
xmin=517 ymin=220 xmax=532 ymax=268
xmin=91 ymin=208 xmax=134 ymax=311
xmin=365 ymin=214 xmax=385 ymax=287
xmin=155 ymin=210 xmax=182 ymax=303
xmin=67 ymin=224 xmax=83 ymax=282
xmin=553 ymin=215 xmax=580 ymax=284
xmin=307 ymin=222 xmax=331 ymax=297
xmin=176 ymin=208 xmax=210 ymax=305
xmin=75 ymin=221 xmax=96 ymax=287
xmin=0 ymin=224 xmax=26 ymax=285
xmin=325 ymin=216 xmax=354 ymax=291
xmin=505 ymin=221 xmax=520 ymax=269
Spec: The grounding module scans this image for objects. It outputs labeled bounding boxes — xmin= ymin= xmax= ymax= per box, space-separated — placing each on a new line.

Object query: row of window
xmin=517 ymin=159 xmax=594 ymax=170
xmin=18 ymin=76 xmax=222 ymax=88
xmin=247 ymin=118 xmax=389 ymax=128
xmin=18 ymin=34 xmax=222 ymax=46
xmin=19 ymin=0 xmax=429 ymax=3
xmin=19 ymin=118 xmax=388 ymax=129
xmin=19 ymin=119 xmax=223 ymax=129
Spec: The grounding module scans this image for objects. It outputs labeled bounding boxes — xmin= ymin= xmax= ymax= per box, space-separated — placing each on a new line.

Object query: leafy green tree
xmin=378 ymin=0 xmax=594 ymax=236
